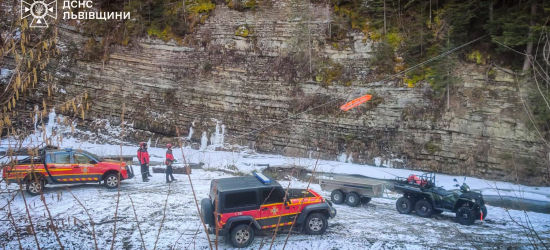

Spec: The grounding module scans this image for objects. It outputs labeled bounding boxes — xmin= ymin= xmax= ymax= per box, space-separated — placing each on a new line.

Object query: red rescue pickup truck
xmin=2 ymin=147 xmax=134 ymax=195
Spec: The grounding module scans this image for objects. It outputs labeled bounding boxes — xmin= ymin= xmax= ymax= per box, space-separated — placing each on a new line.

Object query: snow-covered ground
xmin=1 ymin=113 xmax=549 ymax=249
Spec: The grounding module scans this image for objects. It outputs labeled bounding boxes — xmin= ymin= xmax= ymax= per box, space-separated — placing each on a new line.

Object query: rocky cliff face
xmin=52 ymin=3 xmax=547 ymax=184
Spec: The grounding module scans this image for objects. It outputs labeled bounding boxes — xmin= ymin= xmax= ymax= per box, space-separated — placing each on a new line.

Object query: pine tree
xmin=486 ymin=0 xmax=549 ymax=70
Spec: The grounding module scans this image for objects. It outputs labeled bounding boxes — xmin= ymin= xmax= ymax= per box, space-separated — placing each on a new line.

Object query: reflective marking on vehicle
xmin=75 ymin=178 xmax=80 ymax=181
xmin=63 ymin=179 xmax=67 ymax=181
xmin=94 ymin=178 xmax=98 ymax=180
xmin=55 ymin=164 xmax=72 ymax=167
xmin=261 ymin=222 xmax=293 ymax=229
xmin=258 ymin=212 xmax=298 ymax=220
xmin=8 ymin=170 xmax=46 ymax=172
xmin=264 ymin=203 xmax=283 ymax=206
xmin=69 ymin=178 xmax=74 ymax=181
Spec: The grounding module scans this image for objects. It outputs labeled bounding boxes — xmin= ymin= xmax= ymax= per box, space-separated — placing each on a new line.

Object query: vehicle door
xmin=73 ymin=152 xmax=100 ymax=182
xmin=221 ymin=190 xmax=260 ymax=226
xmin=259 ymin=187 xmax=293 ymax=229
xmin=46 ymin=151 xmax=74 ymax=182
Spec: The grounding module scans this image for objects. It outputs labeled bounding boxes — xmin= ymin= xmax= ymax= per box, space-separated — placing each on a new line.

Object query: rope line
xmin=179 ymin=35 xmax=487 ymax=159
xmin=229 ymin=35 xmax=488 ymax=140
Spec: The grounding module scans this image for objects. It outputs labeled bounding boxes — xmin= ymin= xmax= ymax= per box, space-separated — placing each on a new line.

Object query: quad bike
xmin=394 ymin=173 xmax=487 ymax=225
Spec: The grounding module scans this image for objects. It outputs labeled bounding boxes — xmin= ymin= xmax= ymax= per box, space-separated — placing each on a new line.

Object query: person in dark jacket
xmin=165 ymin=143 xmax=177 ymax=183
xmin=138 ymin=142 xmax=150 ymax=182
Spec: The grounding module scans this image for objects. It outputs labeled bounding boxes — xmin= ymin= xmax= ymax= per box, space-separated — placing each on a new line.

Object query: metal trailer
xmin=319 ymin=176 xmax=387 ymax=207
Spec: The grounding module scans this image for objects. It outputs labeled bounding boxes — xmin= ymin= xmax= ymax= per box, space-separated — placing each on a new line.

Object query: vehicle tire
xmin=303 ymin=213 xmax=328 ymax=235
xmin=361 ymin=197 xmax=372 ymax=204
xmin=396 ymin=197 xmax=413 ymax=214
xmin=476 ymin=205 xmax=488 ymax=220
xmin=344 ymin=192 xmax=361 ymax=207
xmin=330 ymin=190 xmax=345 ymax=204
xmin=414 ymin=199 xmax=434 ymax=218
xmin=104 ymin=173 xmax=120 ymax=189
xmin=201 ymin=198 xmax=214 ymax=226
xmin=26 ymin=179 xmax=44 ymax=196
xmin=229 ymin=224 xmax=255 ymax=248
xmin=456 ymin=207 xmax=476 ymax=225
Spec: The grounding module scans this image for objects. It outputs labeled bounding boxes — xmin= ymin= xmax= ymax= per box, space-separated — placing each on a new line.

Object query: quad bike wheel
xmin=396 ymin=197 xmax=413 ymax=214
xmin=456 ymin=207 xmax=476 ymax=225
xmin=415 ymin=199 xmax=434 ymax=218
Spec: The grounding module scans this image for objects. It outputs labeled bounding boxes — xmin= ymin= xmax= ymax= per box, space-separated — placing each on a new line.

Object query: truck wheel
xmin=229 ymin=224 xmax=254 ymax=248
xmin=201 ymin=198 xmax=214 ymax=226
xmin=344 ymin=192 xmax=361 ymax=207
xmin=456 ymin=207 xmax=476 ymax=225
xmin=414 ymin=200 xmax=434 ymax=218
xmin=330 ymin=190 xmax=345 ymax=204
xmin=26 ymin=179 xmax=44 ymax=196
xmin=104 ymin=173 xmax=120 ymax=189
xmin=396 ymin=197 xmax=413 ymax=214
xmin=476 ymin=205 xmax=488 ymax=220
xmin=361 ymin=197 xmax=372 ymax=204
xmin=303 ymin=213 xmax=328 ymax=235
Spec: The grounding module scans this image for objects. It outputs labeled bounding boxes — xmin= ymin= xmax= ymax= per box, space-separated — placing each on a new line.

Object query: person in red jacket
xmin=138 ymin=142 xmax=151 ymax=182
xmin=165 ymin=143 xmax=177 ymax=183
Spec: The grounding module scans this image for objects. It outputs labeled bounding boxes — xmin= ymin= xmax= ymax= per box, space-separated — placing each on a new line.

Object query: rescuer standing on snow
xmin=165 ymin=143 xmax=177 ymax=183
xmin=138 ymin=142 xmax=150 ymax=182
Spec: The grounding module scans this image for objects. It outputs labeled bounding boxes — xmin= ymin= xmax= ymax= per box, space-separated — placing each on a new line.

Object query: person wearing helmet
xmin=138 ymin=142 xmax=151 ymax=182
xmin=165 ymin=143 xmax=177 ymax=183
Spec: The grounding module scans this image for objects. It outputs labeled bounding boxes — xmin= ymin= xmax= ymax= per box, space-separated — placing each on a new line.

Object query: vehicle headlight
xmin=472 ymin=199 xmax=476 ymax=203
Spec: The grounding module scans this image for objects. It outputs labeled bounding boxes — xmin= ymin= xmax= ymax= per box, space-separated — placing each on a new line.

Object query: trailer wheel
xmin=396 ymin=197 xmax=413 ymax=214
xmin=345 ymin=192 xmax=361 ymax=207
xmin=330 ymin=190 xmax=345 ymax=204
